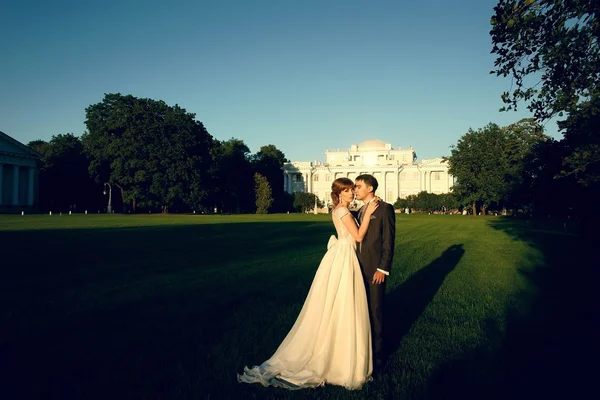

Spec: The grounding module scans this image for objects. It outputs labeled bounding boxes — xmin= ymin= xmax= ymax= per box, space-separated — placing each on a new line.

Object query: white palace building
xmin=0 ymin=131 xmax=41 ymax=213
xmin=283 ymin=139 xmax=453 ymax=210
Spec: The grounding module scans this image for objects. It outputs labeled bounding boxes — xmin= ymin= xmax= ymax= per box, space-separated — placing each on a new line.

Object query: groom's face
xmin=354 ymin=180 xmax=372 ymax=201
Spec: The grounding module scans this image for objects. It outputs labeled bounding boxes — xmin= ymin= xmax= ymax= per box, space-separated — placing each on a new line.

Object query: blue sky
xmin=0 ymin=0 xmax=560 ymax=162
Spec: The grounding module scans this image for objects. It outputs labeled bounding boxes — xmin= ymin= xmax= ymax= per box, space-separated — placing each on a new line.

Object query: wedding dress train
xmin=237 ymin=207 xmax=372 ymax=390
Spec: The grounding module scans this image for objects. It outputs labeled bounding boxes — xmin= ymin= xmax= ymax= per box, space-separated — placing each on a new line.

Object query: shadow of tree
xmin=384 ymin=244 xmax=465 ymax=360
xmin=428 ymin=218 xmax=598 ymax=399
xmin=0 ymin=221 xmax=336 ymax=400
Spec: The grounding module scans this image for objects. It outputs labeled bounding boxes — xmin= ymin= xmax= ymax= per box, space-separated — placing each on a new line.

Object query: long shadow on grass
xmin=384 ymin=244 xmax=465 ymax=361
xmin=427 ymin=219 xmax=598 ymax=399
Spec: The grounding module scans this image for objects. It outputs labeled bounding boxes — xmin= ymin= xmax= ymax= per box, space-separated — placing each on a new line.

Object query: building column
xmin=304 ymin=173 xmax=309 ymax=193
xmin=0 ymin=163 xmax=3 ymax=205
xmin=397 ymin=172 xmax=401 ymax=198
xmin=28 ymin=167 xmax=35 ymax=206
xmin=12 ymin=165 xmax=19 ymax=205
xmin=426 ymin=171 xmax=431 ymax=192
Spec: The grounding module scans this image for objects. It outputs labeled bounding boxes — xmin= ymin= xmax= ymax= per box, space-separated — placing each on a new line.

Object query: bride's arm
xmin=340 ymin=202 xmax=379 ymax=242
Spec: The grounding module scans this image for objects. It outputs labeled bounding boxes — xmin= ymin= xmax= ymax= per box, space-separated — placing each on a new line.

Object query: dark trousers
xmin=365 ymin=276 xmax=385 ymax=362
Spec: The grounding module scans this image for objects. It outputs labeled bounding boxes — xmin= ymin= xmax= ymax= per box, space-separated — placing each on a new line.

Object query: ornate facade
xmin=0 ymin=131 xmax=41 ymax=213
xmin=283 ymin=139 xmax=453 ymax=210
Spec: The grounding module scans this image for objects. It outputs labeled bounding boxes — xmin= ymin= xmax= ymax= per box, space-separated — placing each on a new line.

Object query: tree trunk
xmin=132 ymin=199 xmax=136 ymax=213
xmin=472 ymin=202 xmax=477 ymax=216
xmin=482 ymin=205 xmax=487 ymax=216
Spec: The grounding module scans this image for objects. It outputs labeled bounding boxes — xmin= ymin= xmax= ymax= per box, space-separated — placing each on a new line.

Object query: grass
xmin=0 ymin=213 xmax=596 ymax=399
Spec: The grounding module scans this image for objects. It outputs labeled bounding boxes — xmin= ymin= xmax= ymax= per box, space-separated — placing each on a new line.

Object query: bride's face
xmin=340 ymin=187 xmax=354 ymax=203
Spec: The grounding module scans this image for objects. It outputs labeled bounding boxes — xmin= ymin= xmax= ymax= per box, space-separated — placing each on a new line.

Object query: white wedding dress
xmin=237 ymin=207 xmax=372 ymax=390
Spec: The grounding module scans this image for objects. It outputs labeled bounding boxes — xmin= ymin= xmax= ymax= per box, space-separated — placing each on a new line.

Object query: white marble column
xmin=0 ymin=163 xmax=3 ymax=205
xmin=12 ymin=165 xmax=19 ymax=205
xmin=28 ymin=167 xmax=35 ymax=206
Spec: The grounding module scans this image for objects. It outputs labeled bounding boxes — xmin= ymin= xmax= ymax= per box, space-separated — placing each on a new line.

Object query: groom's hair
xmin=356 ymin=174 xmax=378 ymax=193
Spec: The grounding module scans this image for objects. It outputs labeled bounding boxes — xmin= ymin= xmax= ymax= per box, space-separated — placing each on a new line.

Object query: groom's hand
xmin=372 ymin=271 xmax=386 ymax=285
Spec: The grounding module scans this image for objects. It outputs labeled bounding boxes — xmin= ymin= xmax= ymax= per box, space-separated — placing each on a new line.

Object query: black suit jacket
xmin=355 ymin=202 xmax=396 ymax=279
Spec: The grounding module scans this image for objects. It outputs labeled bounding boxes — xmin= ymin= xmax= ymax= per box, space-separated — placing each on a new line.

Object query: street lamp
xmin=103 ymin=182 xmax=112 ymax=214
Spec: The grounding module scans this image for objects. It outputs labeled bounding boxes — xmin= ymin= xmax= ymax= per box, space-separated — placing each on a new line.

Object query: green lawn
xmin=0 ymin=214 xmax=596 ymax=399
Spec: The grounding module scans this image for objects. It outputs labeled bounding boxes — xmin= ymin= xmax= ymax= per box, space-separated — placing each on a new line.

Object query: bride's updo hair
xmin=331 ymin=177 xmax=354 ymax=205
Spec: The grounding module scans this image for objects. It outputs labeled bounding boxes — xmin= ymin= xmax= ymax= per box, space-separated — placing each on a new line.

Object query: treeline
xmin=28 ymin=93 xmax=295 ymax=214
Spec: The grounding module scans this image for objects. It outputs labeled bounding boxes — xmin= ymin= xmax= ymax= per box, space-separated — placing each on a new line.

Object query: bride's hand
xmin=365 ymin=199 xmax=380 ymax=215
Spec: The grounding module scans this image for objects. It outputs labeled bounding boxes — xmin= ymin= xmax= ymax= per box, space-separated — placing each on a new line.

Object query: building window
xmin=294 ymin=174 xmax=302 ymax=182
xmin=399 ymin=173 xmax=405 ymax=181
xmin=378 ymin=155 xmax=385 ymax=161
xmin=353 ymin=155 xmax=361 ymax=161
xmin=313 ymin=174 xmax=318 ymax=182
xmin=433 ymin=172 xmax=440 ymax=180
xmin=326 ymin=174 xmax=331 ymax=181
xmin=387 ymin=188 xmax=393 ymax=202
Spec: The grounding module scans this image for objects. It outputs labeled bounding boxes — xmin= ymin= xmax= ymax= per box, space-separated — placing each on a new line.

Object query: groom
xmin=354 ymin=174 xmax=396 ymax=371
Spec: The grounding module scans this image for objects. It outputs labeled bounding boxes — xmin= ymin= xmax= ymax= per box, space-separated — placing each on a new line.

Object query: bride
xmin=237 ymin=177 xmax=379 ymax=390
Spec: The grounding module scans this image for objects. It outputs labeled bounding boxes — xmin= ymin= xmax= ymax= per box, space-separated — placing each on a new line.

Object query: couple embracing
xmin=238 ymin=174 xmax=396 ymax=390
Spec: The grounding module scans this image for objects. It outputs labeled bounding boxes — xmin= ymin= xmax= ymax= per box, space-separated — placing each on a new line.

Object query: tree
xmin=210 ymin=138 xmax=254 ymax=213
xmin=28 ymin=134 xmax=101 ymax=212
xmin=293 ymin=192 xmax=324 ymax=213
xmin=557 ymin=95 xmax=600 ymax=186
xmin=490 ymin=0 xmax=599 ymax=120
xmin=446 ymin=120 xmax=547 ymax=215
xmin=490 ymin=0 xmax=600 ymax=213
xmin=254 ymin=173 xmax=273 ymax=214
xmin=393 ymin=197 xmax=408 ymax=211
xmin=251 ymin=145 xmax=289 ymax=212
xmin=82 ymin=93 xmax=214 ymax=213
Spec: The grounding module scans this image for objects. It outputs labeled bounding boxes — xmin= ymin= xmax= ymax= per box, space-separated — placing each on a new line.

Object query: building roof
xmin=0 ymin=130 xmax=42 ymax=158
xmin=357 ymin=139 xmax=388 ymax=150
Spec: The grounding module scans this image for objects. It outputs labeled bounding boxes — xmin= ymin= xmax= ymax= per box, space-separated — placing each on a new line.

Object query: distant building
xmin=0 ymin=131 xmax=41 ymax=213
xmin=283 ymin=139 xmax=453 ymax=211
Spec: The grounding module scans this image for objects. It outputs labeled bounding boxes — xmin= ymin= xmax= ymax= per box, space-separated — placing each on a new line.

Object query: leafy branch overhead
xmin=490 ymin=0 xmax=599 ymax=119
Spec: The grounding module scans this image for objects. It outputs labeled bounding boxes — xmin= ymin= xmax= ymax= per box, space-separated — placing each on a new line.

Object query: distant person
xmin=238 ymin=177 xmax=379 ymax=390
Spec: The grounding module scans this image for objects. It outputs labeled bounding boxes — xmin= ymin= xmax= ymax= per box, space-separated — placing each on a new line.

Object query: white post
xmin=12 ymin=165 xmax=19 ymax=205
xmin=27 ymin=167 xmax=35 ymax=206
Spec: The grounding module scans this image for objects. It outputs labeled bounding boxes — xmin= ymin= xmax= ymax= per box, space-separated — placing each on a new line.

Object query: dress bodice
xmin=332 ymin=207 xmax=357 ymax=243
